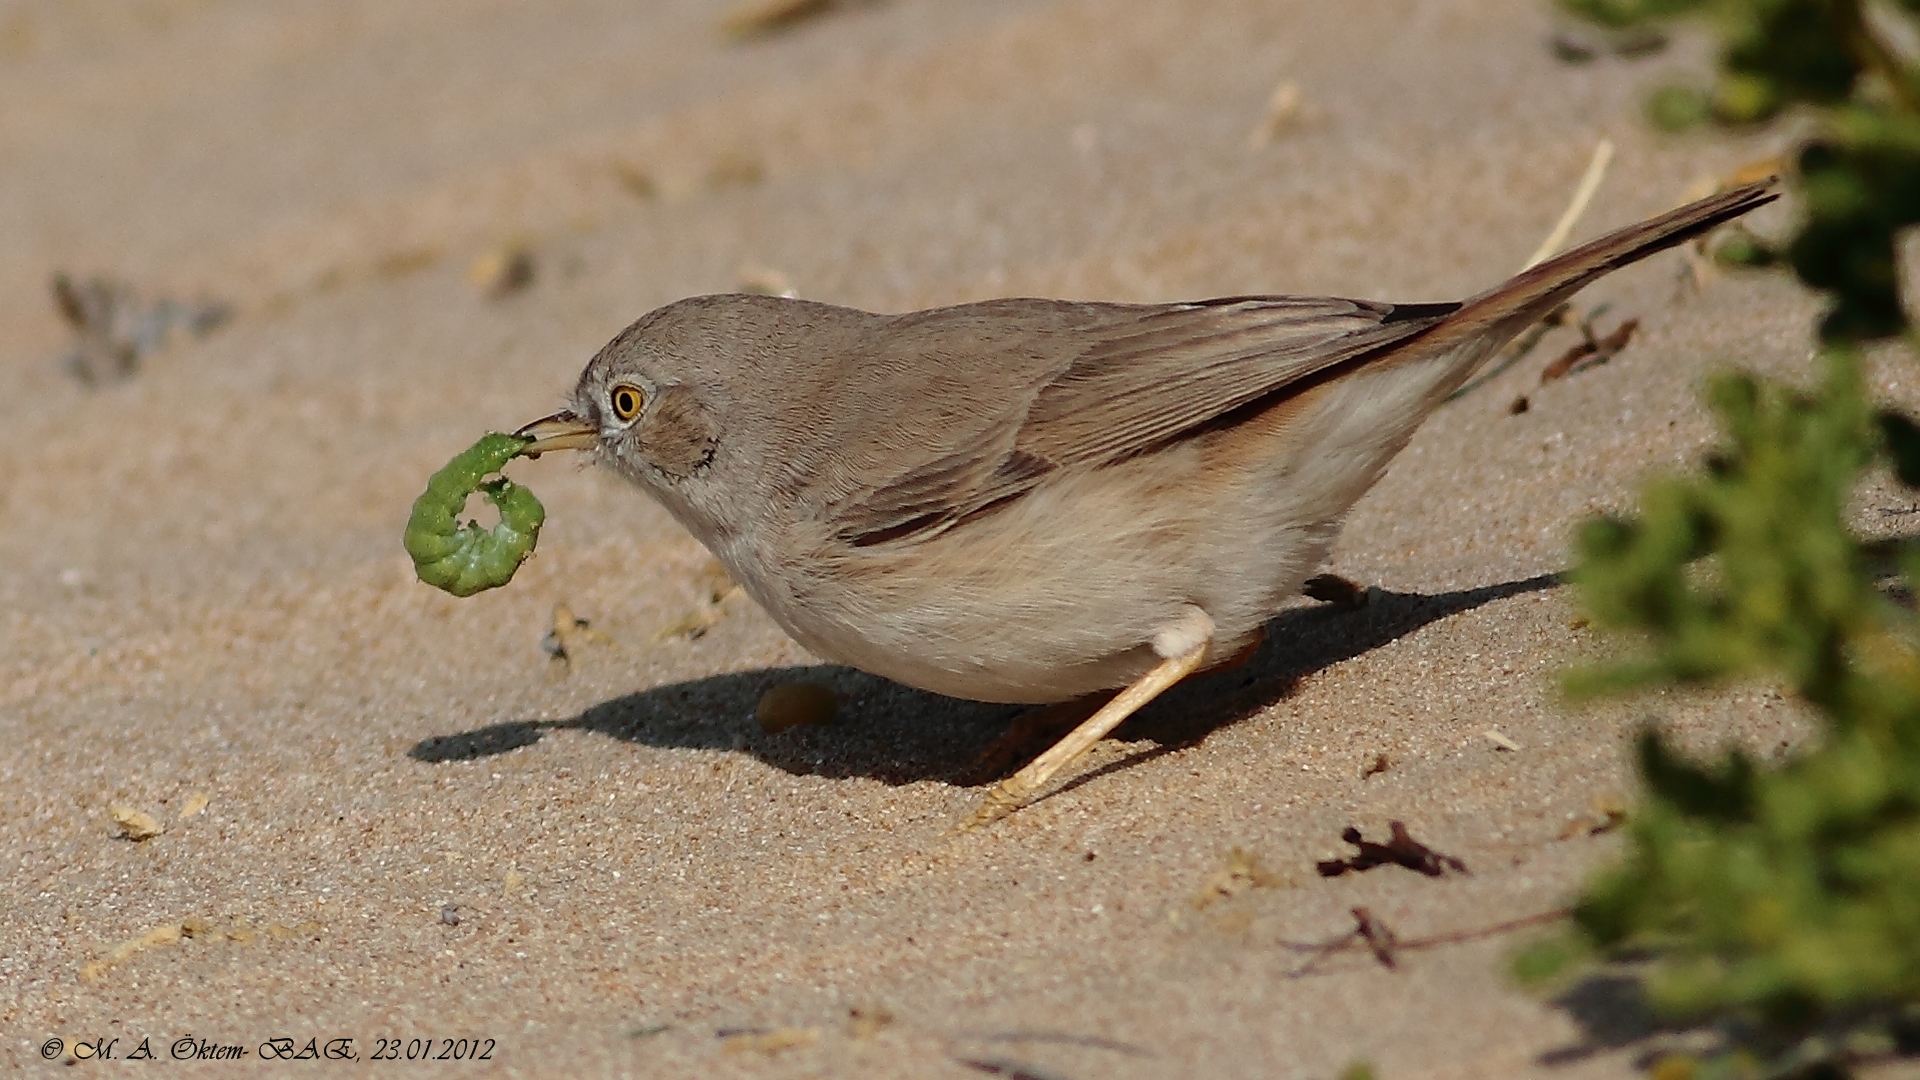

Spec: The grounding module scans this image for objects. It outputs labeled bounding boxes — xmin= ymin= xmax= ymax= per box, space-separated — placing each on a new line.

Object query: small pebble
xmin=722 ymin=1027 xmax=817 ymax=1055
xmin=468 ymin=243 xmax=535 ymax=298
xmin=612 ymin=162 xmax=657 ymax=199
xmin=755 ymin=681 xmax=837 ymax=733
xmin=110 ymin=806 xmax=164 ymax=841
xmin=845 ymin=1005 xmax=893 ymax=1040
xmin=720 ymin=0 xmax=836 ymax=40
xmin=1246 ymin=79 xmax=1302 ymax=149
xmin=736 ymin=263 xmax=797 ymax=298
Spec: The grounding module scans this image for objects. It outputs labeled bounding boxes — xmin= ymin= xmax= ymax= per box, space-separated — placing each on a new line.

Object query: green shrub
xmin=1528 ymin=0 xmax=1920 ymax=1073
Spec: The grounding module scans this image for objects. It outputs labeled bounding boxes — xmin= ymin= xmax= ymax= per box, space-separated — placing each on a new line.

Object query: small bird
xmin=519 ymin=179 xmax=1777 ymax=829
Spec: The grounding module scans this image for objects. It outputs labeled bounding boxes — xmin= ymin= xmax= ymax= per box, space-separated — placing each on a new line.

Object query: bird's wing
xmin=829 ymin=295 xmax=1457 ymax=548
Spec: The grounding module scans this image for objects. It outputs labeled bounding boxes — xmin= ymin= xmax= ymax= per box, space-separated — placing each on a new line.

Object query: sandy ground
xmin=3 ymin=0 xmax=1899 ymax=1076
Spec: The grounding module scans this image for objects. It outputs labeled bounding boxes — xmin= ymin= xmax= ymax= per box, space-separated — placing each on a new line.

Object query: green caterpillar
xmin=404 ymin=432 xmax=546 ymax=597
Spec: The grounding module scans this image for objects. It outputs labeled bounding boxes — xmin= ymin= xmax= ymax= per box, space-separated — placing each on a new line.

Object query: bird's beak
xmin=515 ymin=410 xmax=599 ymax=456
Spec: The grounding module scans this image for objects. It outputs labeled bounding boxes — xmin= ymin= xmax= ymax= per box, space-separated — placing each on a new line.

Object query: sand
xmin=0 ymin=0 xmax=1883 ymax=1076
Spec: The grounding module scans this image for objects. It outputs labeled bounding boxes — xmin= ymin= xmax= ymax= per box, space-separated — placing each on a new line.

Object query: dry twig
xmin=1539 ymin=316 xmax=1639 ymax=383
xmin=1316 ymin=821 xmax=1468 ymax=878
xmin=1522 ymin=139 xmax=1615 ymax=271
xmin=1283 ymin=907 xmax=1570 ymax=977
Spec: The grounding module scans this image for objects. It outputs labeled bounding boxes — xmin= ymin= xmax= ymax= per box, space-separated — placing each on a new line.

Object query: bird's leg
xmin=957 ymin=608 xmax=1214 ymax=832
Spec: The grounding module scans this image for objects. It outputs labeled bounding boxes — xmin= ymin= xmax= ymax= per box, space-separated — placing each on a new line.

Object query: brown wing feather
xmin=1016 ymin=296 xmax=1456 ymax=466
xmin=834 ymin=295 xmax=1457 ymax=547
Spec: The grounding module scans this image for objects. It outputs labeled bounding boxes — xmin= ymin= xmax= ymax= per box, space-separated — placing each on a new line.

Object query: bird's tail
xmin=1416 ymin=177 xmax=1780 ymax=359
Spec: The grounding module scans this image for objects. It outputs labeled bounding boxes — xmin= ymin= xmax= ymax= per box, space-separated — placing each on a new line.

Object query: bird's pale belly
xmin=724 ymin=457 xmax=1334 ymax=704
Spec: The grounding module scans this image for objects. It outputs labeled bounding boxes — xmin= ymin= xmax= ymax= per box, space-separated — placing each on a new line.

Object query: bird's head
xmin=515 ymin=301 xmax=727 ymax=492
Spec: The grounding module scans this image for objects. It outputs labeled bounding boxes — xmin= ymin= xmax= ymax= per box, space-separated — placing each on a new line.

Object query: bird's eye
xmin=609 ymin=384 xmax=646 ymax=422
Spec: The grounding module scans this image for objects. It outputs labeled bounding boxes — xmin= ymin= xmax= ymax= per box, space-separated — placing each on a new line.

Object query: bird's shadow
xmin=409 ymin=572 xmax=1561 ymax=786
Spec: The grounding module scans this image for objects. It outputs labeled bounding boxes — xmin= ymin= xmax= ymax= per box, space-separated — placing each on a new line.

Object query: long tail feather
xmin=1423 ymin=177 xmax=1780 ymax=355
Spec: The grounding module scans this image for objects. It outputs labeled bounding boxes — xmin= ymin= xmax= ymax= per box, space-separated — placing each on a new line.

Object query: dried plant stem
xmin=1522 ymin=138 xmax=1615 ymax=271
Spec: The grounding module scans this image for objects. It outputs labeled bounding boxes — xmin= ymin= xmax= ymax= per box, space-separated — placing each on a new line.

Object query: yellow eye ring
xmin=609 ymin=384 xmax=645 ymax=422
